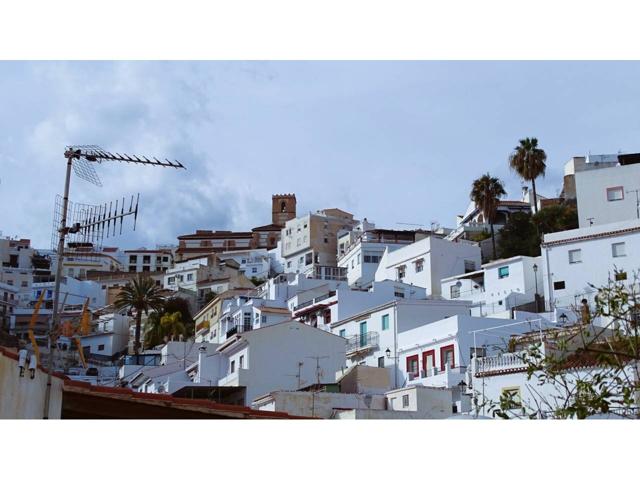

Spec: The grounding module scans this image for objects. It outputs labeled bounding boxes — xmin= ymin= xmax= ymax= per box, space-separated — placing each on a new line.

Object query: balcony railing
xmin=346 ymin=331 xmax=379 ymax=355
xmin=475 ymin=353 xmax=527 ymax=376
xmin=226 ymin=323 xmax=253 ymax=339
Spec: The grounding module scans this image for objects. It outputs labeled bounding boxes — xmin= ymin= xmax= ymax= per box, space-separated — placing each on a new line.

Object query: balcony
xmin=474 ymin=353 xmax=527 ymax=377
xmin=225 ymin=323 xmax=253 ymax=339
xmin=407 ymin=365 xmax=468 ymax=388
xmin=345 ymin=331 xmax=379 ymax=357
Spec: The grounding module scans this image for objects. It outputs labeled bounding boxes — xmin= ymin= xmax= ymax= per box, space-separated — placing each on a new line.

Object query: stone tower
xmin=272 ymin=194 xmax=297 ymax=226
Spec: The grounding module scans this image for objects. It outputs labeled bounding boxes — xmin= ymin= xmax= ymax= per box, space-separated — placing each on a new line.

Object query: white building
xmin=215 ymin=297 xmax=292 ymax=343
xmin=541 ymin=219 xmax=640 ymax=310
xmin=124 ymin=248 xmax=174 ymax=273
xmin=192 ymin=321 xmax=347 ymax=406
xmin=217 ymin=249 xmax=272 ymax=281
xmin=78 ymin=312 xmax=130 ymax=359
xmin=337 ymin=227 xmax=422 ymax=288
xmin=441 ymin=255 xmax=544 ymax=318
xmin=374 ymin=236 xmax=481 ymax=296
xmin=329 ymin=298 xmax=472 ymax=385
xmin=563 ymin=153 xmax=640 ymax=228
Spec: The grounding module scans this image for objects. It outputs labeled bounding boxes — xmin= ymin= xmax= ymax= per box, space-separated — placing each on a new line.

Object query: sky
xmin=2 ymin=61 xmax=640 ymax=250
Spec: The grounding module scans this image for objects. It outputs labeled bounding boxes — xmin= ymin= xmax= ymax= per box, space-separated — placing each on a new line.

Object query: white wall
xmin=575 ymin=161 xmax=640 ymax=228
xmin=542 ymin=219 xmax=640 ymax=309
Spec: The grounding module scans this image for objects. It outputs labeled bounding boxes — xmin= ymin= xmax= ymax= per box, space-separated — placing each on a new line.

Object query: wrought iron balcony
xmin=226 ymin=323 xmax=253 ymax=339
xmin=345 ymin=331 xmax=379 ymax=356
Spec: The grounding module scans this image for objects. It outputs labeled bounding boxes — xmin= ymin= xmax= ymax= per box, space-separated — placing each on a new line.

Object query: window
xmin=252 ymin=267 xmax=257 ymax=273
xmin=68 ymin=268 xmax=75 ymax=277
xmin=553 ymin=281 xmax=566 ymax=290
xmin=324 ymin=238 xmax=328 ymax=244
xmin=187 ymin=273 xmax=194 ymax=282
xmin=163 ymin=256 xmax=169 ymax=262
xmin=606 ymin=186 xmax=624 ymax=202
xmin=129 ymin=266 xmax=136 ymax=272
xmin=98 ymin=344 xmax=105 ymax=351
xmin=394 ymin=288 xmax=405 ymax=298
xmin=414 ymin=258 xmax=424 ymax=273
xmin=470 ymin=347 xmax=486 ymax=358
xmin=230 ymin=360 xmax=235 ymax=373
xmin=402 ymin=394 xmax=410 ymax=408
xmin=381 ymin=314 xmax=389 ymax=331
xmin=406 ymin=354 xmax=419 ymax=377
xmin=612 ymin=242 xmax=626 ymax=258
xmin=324 ymin=309 xmax=331 ymax=324
xmin=129 ymin=255 xmax=137 ymax=263
xmin=498 ymin=266 xmax=509 ymax=279
xmin=143 ymin=255 xmax=151 ymax=264
xmin=168 ymin=277 xmax=175 ymax=285
xmin=568 ymin=249 xmax=581 ymax=264
xmin=339 ymin=329 xmax=346 ymax=337
xmin=464 ymin=260 xmax=476 ymax=273
xmin=450 ymin=284 xmax=461 ymax=299
xmin=397 ymin=265 xmax=406 ymax=281
xmin=142 ymin=266 xmax=150 ymax=272
xmin=357 ymin=254 xmax=361 ymax=265
xmin=378 ymin=356 xmax=385 ymax=368
xmin=21 ymin=281 xmax=28 ymax=288
xmin=501 ymin=387 xmax=522 ymax=408
xmin=239 ymin=355 xmax=244 ymax=369
xmin=615 ymin=271 xmax=628 ymax=281
xmin=440 ymin=345 xmax=455 ymax=370
xmin=305 ymin=252 xmax=313 ymax=266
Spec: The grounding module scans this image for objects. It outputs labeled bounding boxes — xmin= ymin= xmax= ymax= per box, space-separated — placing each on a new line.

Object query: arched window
xmin=281 ymin=201 xmax=287 ymax=213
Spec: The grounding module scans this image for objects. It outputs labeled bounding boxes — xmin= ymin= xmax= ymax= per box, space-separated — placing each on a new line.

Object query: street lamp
xmin=385 ymin=347 xmax=391 ymax=358
xmin=559 ymin=313 xmax=568 ymax=325
xmin=385 ymin=348 xmax=399 ymax=389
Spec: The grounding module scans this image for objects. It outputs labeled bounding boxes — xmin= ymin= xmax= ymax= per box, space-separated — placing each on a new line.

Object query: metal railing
xmin=226 ymin=323 xmax=252 ymax=339
xmin=346 ymin=331 xmax=379 ymax=354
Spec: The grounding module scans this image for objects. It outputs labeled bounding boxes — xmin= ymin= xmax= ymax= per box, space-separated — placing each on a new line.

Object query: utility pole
xmin=42 ymin=146 xmax=185 ymax=419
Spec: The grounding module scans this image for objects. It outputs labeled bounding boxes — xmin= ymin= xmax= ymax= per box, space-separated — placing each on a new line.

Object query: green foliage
xmin=470 ymin=173 xmax=506 ymax=259
xmin=114 ymin=275 xmax=165 ymax=354
xmin=508 ymin=137 xmax=547 ymax=214
xmin=533 ymin=203 xmax=578 ymax=235
xmin=497 ymin=203 xmax=579 ymax=259
xmin=250 ymin=276 xmax=264 ymax=287
xmin=144 ymin=311 xmax=188 ymax=348
xmin=486 ymin=272 xmax=640 ymax=419
xmin=498 ymin=212 xmax=540 ymax=258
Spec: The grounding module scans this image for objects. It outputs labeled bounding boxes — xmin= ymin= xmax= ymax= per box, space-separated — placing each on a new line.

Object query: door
xmin=359 ymin=321 xmax=368 ymax=347
xmin=422 ymin=350 xmax=435 ymax=376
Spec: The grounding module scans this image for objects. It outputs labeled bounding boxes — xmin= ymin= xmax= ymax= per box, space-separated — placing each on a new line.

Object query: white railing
xmin=475 ymin=353 xmax=527 ymax=374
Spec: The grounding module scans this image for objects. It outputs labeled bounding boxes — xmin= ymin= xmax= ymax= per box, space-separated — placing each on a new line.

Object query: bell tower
xmin=272 ymin=194 xmax=297 ymax=226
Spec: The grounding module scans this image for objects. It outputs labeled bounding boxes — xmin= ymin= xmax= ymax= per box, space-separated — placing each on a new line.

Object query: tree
xmin=114 ymin=275 xmax=165 ymax=354
xmin=509 ymin=137 xmax=547 ymax=214
xmin=486 ymin=272 xmax=640 ymax=419
xmin=497 ymin=203 xmax=579 ymax=258
xmin=470 ymin=173 xmax=507 ymax=260
xmin=163 ymin=296 xmax=194 ymax=336
xmin=533 ymin=202 xmax=578 ymax=234
xmin=144 ymin=311 xmax=188 ymax=348
xmin=498 ymin=212 xmax=540 ymax=258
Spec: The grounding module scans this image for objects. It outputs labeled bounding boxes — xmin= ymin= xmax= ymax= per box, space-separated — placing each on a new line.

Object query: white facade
xmin=374 ymin=236 xmax=481 ymax=296
xmin=0 ymin=281 xmax=18 ymax=330
xmin=194 ymin=321 xmax=347 ymax=406
xmin=541 ymin=219 xmax=640 ymax=310
xmin=125 ymin=248 xmax=174 ymax=273
xmin=330 ymin=298 xmax=472 ymax=388
xmin=441 ymin=256 xmax=544 ymax=317
xmin=565 ymin=153 xmax=640 ymax=228
xmin=77 ymin=312 xmax=130 ymax=358
xmin=217 ymin=249 xmax=271 ymax=281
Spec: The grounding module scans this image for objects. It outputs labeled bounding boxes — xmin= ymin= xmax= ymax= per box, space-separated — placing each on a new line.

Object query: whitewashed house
xmin=441 ymin=255 xmax=544 ymax=318
xmin=78 ymin=312 xmax=130 ymax=359
xmin=191 ymin=321 xmax=347 ymax=406
xmin=337 ymin=227 xmax=423 ymax=288
xmin=374 ymin=236 xmax=481 ymax=296
xmin=563 ymin=152 xmax=640 ymax=228
xmin=329 ymin=298 xmax=472 ymax=386
xmin=541 ymin=219 xmax=640 ymax=311
xmin=217 ymin=249 xmax=272 ymax=281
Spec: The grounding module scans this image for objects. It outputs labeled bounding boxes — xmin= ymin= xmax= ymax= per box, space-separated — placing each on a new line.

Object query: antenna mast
xmin=42 ymin=145 xmax=185 ymax=419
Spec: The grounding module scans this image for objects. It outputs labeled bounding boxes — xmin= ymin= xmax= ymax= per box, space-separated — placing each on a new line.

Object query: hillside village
xmin=2 ymin=142 xmax=640 ymax=419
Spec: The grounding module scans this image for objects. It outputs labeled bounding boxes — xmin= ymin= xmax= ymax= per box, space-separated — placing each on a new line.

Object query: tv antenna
xmin=43 ymin=145 xmax=185 ymax=419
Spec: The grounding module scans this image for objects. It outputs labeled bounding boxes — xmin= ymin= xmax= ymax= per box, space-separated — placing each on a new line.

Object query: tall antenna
xmin=42 ymin=145 xmax=186 ymax=419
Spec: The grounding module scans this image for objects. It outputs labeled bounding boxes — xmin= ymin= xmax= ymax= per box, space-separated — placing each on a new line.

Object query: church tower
xmin=272 ymin=194 xmax=297 ymax=226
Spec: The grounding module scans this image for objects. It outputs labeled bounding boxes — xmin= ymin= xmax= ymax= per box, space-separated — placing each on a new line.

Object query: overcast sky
xmin=2 ymin=61 xmax=640 ymax=249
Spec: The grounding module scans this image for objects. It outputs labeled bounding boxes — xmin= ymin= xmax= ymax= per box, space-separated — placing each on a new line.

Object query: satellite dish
xmin=455 ymin=281 xmax=462 ymax=288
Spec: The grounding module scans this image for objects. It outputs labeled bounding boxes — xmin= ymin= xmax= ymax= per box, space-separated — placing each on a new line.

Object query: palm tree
xmin=160 ymin=312 xmax=187 ymax=342
xmin=114 ymin=275 xmax=165 ymax=354
xmin=509 ymin=137 xmax=547 ymax=214
xmin=143 ymin=312 xmax=164 ymax=349
xmin=470 ymin=173 xmax=507 ymax=260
